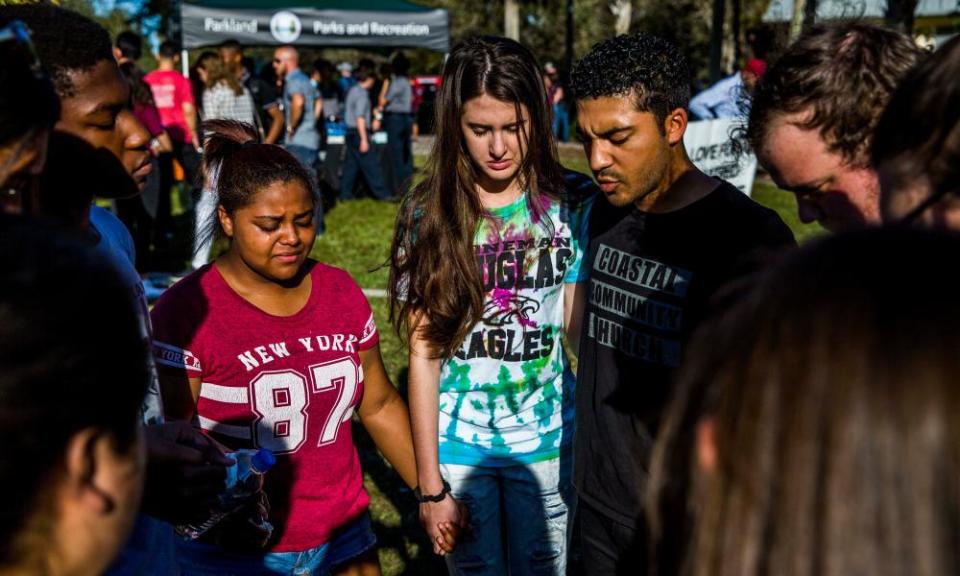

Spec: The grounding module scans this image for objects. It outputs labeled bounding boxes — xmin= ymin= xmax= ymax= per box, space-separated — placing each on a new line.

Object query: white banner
xmin=684 ymin=118 xmax=757 ymax=196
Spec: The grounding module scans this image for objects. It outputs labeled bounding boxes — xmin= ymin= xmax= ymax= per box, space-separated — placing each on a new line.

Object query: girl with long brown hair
xmin=388 ymin=36 xmax=595 ymax=574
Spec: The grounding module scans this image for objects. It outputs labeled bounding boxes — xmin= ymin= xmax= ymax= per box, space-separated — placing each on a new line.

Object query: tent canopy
xmin=181 ymin=0 xmax=450 ymax=52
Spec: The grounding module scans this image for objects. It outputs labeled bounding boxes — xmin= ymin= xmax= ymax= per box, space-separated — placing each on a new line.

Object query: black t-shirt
xmin=244 ymin=75 xmax=279 ymax=131
xmin=574 ymin=179 xmax=795 ymax=527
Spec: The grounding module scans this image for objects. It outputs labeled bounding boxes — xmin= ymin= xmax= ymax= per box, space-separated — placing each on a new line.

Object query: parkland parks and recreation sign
xmin=181 ymin=0 xmax=450 ymax=52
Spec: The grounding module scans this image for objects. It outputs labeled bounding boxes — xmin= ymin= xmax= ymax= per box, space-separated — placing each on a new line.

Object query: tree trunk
xmin=789 ymin=0 xmax=807 ymax=40
xmin=611 ymin=0 xmax=633 ymax=35
xmin=732 ymin=0 xmax=741 ymax=66
xmin=505 ymin=0 xmax=520 ymax=41
xmin=886 ymin=0 xmax=918 ymax=34
xmin=566 ymin=0 xmax=575 ymax=77
xmin=709 ymin=0 xmax=726 ymax=82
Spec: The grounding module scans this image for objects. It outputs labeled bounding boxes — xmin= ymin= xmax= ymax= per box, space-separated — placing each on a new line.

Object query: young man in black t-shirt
xmin=570 ymin=33 xmax=795 ymax=574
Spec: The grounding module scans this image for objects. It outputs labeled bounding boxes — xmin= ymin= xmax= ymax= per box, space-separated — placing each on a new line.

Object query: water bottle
xmin=224 ymin=448 xmax=276 ymax=499
xmin=175 ymin=448 xmax=276 ymax=541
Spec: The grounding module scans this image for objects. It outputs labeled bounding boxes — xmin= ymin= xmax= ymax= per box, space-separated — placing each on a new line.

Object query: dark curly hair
xmin=746 ymin=22 xmax=925 ymax=167
xmin=570 ymin=32 xmax=692 ymax=126
xmin=0 ymin=4 xmax=114 ymax=98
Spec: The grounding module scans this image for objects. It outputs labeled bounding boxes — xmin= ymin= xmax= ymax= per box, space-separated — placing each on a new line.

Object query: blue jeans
xmin=176 ymin=512 xmax=376 ymax=575
xmin=106 ymin=515 xmax=179 ymax=575
xmin=552 ymin=104 xmax=569 ymax=143
xmin=339 ymin=130 xmax=390 ymax=200
xmin=441 ymin=455 xmax=575 ymax=576
xmin=284 ymin=144 xmax=326 ymax=234
xmin=383 ymin=112 xmax=413 ymax=196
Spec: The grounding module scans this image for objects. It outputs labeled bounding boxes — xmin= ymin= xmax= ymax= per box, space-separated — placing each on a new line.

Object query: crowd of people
xmin=107 ymin=35 xmax=418 ymax=273
xmin=2 ymin=2 xmax=960 ymax=576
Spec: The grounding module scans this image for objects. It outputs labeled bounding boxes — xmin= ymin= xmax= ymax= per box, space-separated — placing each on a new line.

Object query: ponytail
xmin=197 ymin=120 xmax=315 ymax=248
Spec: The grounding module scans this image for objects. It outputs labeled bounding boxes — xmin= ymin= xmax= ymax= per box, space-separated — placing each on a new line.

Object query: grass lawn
xmin=311 ymin=154 xmax=822 ymax=576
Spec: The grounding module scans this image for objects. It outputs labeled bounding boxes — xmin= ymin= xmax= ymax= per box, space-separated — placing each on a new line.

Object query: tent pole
xmin=181 ymin=49 xmax=189 ymax=78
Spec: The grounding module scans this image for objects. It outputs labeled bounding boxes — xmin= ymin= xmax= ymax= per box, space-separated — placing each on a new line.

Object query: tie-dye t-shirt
xmin=438 ymin=185 xmax=593 ymax=466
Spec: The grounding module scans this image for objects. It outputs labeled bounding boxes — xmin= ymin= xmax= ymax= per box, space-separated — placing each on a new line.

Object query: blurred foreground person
xmin=873 ymin=36 xmax=960 ymax=229
xmin=0 ymin=221 xmax=149 ymax=576
xmin=747 ymin=23 xmax=924 ymax=231
xmin=0 ymin=6 xmax=233 ymax=574
xmin=651 ymin=227 xmax=960 ymax=576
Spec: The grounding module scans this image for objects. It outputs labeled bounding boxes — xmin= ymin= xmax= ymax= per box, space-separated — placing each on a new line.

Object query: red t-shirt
xmin=144 ymin=69 xmax=195 ymax=143
xmin=150 ymin=261 xmax=378 ymax=552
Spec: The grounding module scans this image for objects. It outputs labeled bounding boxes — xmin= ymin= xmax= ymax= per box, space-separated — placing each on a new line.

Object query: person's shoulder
xmin=708 ymin=180 xmax=770 ymax=214
xmin=289 ymin=70 xmax=311 ymax=89
xmin=309 ymin=261 xmax=371 ymax=312
xmin=90 ymin=205 xmax=133 ymax=248
xmin=152 ymin=266 xmax=216 ymax=320
xmin=175 ymin=72 xmax=191 ymax=84
xmin=562 ymin=168 xmax=600 ymax=205
xmin=707 ymin=180 xmax=796 ymax=245
xmin=310 ymin=260 xmax=362 ymax=291
xmin=554 ymin=168 xmax=598 ymax=221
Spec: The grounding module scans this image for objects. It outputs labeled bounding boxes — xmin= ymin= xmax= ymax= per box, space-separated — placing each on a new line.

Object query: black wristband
xmin=414 ymin=479 xmax=451 ymax=503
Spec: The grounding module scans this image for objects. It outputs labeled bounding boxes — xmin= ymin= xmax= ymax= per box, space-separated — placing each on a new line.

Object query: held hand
xmin=435 ymin=497 xmax=471 ymax=554
xmin=141 ymin=421 xmax=233 ymax=523
xmin=419 ymin=495 xmax=466 ymax=556
xmin=359 ymin=139 xmax=370 ymax=154
xmin=209 ymin=491 xmax=274 ymax=551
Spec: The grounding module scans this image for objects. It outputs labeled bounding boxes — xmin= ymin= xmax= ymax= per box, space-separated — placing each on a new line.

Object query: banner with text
xmin=684 ymin=118 xmax=757 ymax=196
xmin=182 ymin=5 xmax=450 ymax=52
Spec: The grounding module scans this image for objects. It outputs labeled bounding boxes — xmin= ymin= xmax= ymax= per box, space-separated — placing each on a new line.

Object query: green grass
xmin=315 ymin=156 xmax=820 ymax=576
xmin=751 ymin=180 xmax=825 ymax=242
xmin=311 ymin=199 xmax=397 ymax=292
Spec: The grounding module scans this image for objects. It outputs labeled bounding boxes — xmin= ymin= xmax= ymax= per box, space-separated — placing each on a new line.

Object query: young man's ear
xmin=217 ymin=205 xmax=234 ymax=238
xmin=64 ymin=428 xmax=116 ymax=515
xmin=663 ymin=107 xmax=688 ymax=146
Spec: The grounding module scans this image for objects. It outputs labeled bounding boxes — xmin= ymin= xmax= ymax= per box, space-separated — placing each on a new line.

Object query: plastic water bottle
xmin=224 ymin=448 xmax=276 ymax=499
xmin=175 ymin=448 xmax=276 ymax=541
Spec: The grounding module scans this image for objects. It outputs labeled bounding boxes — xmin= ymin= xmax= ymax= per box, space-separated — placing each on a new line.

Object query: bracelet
xmin=414 ymin=479 xmax=451 ymax=503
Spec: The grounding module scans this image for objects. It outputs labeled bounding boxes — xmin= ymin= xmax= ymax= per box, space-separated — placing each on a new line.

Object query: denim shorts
xmin=176 ymin=512 xmax=376 ymax=576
